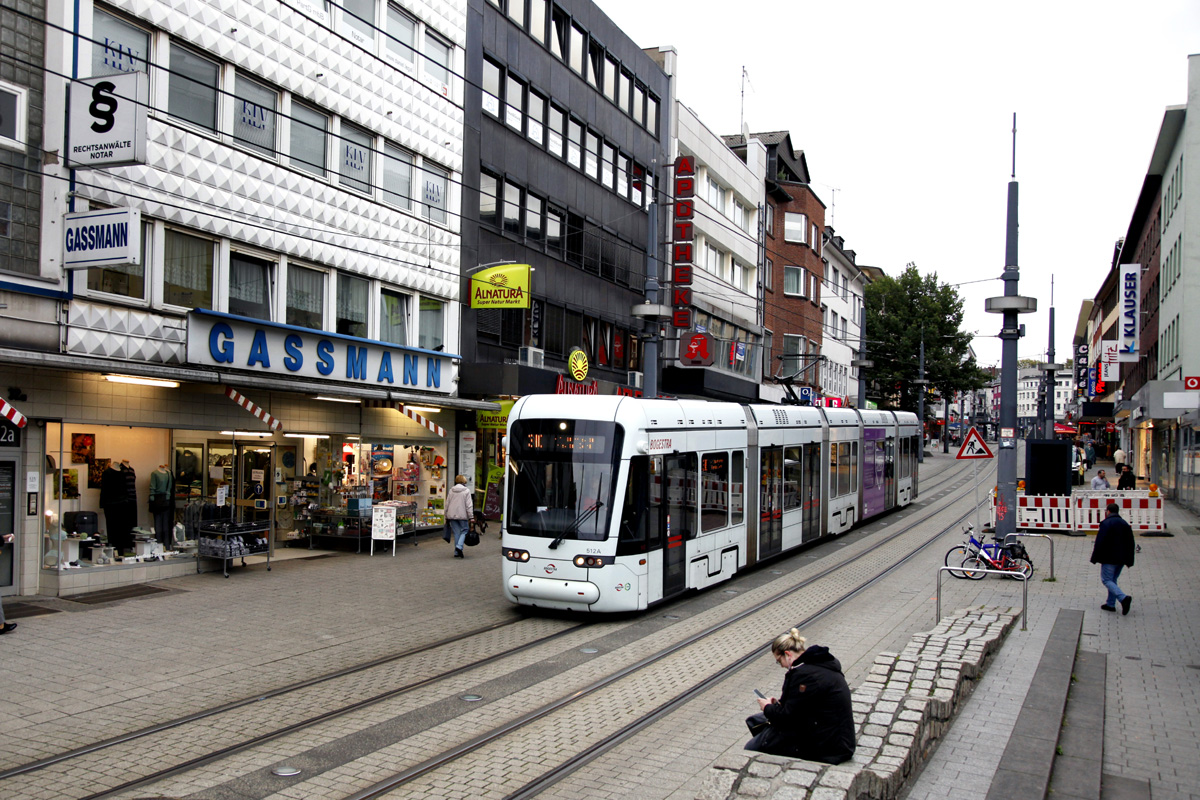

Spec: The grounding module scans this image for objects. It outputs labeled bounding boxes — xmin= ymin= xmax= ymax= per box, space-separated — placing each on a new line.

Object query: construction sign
xmin=955 ymin=426 xmax=994 ymax=460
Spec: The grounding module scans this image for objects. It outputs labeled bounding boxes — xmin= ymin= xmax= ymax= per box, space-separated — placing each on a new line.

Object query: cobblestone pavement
xmin=2 ymin=451 xmax=1195 ymax=800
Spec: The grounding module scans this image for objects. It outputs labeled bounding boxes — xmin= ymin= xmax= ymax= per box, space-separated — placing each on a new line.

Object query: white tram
xmin=501 ymin=395 xmax=920 ymax=613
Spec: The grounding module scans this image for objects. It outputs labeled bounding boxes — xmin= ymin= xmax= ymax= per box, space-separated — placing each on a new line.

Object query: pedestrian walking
xmin=1118 ymin=464 xmax=1136 ymax=490
xmin=445 ymin=474 xmax=474 ymax=559
xmin=1084 ymin=441 xmax=1096 ymax=469
xmin=1114 ymin=446 xmax=1126 ymax=469
xmin=1091 ymin=502 xmax=1136 ymax=615
xmin=744 ymin=628 xmax=855 ymax=764
xmin=1090 ymin=469 xmax=1111 ymax=490
xmin=1 ymin=532 xmax=16 ymax=635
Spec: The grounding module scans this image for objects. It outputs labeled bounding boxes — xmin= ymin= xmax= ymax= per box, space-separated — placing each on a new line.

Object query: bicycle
xmin=944 ymin=524 xmax=1033 ymax=580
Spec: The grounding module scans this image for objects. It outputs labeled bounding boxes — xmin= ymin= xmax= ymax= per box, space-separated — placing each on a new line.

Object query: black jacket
xmin=1091 ymin=514 xmax=1136 ymax=567
xmin=762 ymin=645 xmax=856 ymax=764
xmin=1117 ymin=470 xmax=1136 ymax=490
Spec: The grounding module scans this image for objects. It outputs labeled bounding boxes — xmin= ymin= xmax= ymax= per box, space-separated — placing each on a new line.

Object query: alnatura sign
xmin=63 ymin=207 xmax=141 ymax=269
xmin=68 ymin=72 xmax=148 ymax=168
xmin=187 ymin=310 xmax=457 ymax=394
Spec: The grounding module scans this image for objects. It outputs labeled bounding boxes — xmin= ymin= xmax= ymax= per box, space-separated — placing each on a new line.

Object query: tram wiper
xmin=549 ymin=500 xmax=603 ymax=550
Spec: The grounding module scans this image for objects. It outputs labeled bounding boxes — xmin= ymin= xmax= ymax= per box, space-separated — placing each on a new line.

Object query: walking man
xmin=1090 ymin=469 xmax=1110 ymax=490
xmin=1091 ymin=502 xmax=1135 ymax=615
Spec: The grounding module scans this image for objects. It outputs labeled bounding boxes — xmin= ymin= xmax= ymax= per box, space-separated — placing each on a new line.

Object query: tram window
xmin=851 ymin=442 xmax=859 ymax=493
xmin=617 ymin=456 xmax=650 ymax=554
xmin=700 ymin=451 xmax=729 ymax=532
xmin=731 ymin=450 xmax=744 ymax=524
xmin=666 ymin=453 xmax=697 ymax=539
xmin=837 ymin=442 xmax=852 ymax=497
xmin=784 ymin=446 xmax=801 ymax=509
xmin=829 ymin=444 xmax=839 ymax=498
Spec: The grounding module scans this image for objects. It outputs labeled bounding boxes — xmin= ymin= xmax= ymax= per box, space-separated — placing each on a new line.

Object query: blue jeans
xmin=449 ymin=518 xmax=469 ymax=550
xmin=1100 ymin=563 xmax=1127 ymax=606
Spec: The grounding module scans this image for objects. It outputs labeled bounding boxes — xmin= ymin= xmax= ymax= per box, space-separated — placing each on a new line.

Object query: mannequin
xmin=100 ymin=462 xmax=134 ymax=554
xmin=149 ymin=464 xmax=175 ymax=548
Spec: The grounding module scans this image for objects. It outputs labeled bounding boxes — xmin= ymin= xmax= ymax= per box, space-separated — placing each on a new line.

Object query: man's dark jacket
xmin=762 ymin=645 xmax=856 ymax=764
xmin=1091 ymin=514 xmax=1136 ymax=567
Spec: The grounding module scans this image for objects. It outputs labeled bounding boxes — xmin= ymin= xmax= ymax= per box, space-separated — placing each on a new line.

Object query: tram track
xmin=23 ymin=456 xmax=991 ymax=800
xmin=0 ymin=455 xmax=988 ymax=800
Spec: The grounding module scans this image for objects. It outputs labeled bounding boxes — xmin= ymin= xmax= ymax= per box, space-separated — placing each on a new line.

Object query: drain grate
xmin=2 ymin=601 xmax=62 ymax=619
xmin=67 ymin=584 xmax=172 ymax=605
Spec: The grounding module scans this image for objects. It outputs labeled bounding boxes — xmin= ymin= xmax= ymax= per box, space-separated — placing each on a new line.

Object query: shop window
xmin=287 ymin=264 xmax=325 ymax=330
xmin=336 ymin=273 xmax=369 ymax=337
xmin=418 ymin=297 xmax=444 ymax=351
xmin=339 ymin=122 xmax=373 ymax=194
xmin=380 ymin=288 xmax=409 ymax=344
xmin=385 ymin=3 xmax=417 ymax=69
xmin=168 ymin=43 xmax=219 ymax=132
xmin=290 ymin=102 xmax=328 ymax=177
xmin=342 ymin=0 xmax=375 ymax=46
xmin=92 ymin=8 xmax=150 ymax=76
xmin=228 ymin=252 xmax=272 ymax=320
xmin=233 ymin=75 xmax=277 ymax=157
xmin=382 ymin=142 xmax=413 ymax=210
xmin=163 ymin=229 xmax=214 ymax=309
xmin=422 ymin=163 xmax=449 ymax=224
xmin=87 ymin=220 xmax=148 ymax=299
xmin=613 ymin=329 xmax=626 ymax=369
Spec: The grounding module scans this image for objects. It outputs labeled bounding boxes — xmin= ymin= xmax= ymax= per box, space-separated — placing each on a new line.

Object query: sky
xmin=595 ymin=0 xmax=1200 ymax=368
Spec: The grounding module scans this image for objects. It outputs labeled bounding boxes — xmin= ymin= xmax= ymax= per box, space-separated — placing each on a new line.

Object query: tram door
xmin=801 ymin=443 xmax=821 ymax=543
xmin=759 ymin=448 xmax=782 ymax=558
xmin=662 ymin=453 xmax=694 ymax=597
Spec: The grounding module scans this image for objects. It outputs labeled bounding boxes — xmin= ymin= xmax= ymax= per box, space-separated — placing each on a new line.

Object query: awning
xmin=224 ymin=387 xmax=283 ymax=431
xmin=0 ymin=397 xmax=28 ymax=428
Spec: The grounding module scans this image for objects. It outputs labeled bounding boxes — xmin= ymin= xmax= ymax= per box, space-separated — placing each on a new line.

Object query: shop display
xmin=197 ymin=520 xmax=270 ymax=577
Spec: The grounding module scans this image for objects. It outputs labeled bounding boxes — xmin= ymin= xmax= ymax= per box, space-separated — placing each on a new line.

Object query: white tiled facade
xmin=820 ymin=229 xmax=865 ymax=406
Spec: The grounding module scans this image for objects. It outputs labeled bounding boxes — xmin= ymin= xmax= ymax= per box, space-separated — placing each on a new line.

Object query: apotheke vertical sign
xmin=671 ymin=155 xmax=696 ymax=329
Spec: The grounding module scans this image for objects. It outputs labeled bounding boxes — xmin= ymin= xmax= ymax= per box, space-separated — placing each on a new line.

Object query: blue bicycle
xmin=944 ymin=524 xmax=1033 ymax=580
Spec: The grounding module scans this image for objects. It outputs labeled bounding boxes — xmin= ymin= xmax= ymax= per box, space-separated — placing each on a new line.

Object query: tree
xmin=863 ymin=263 xmax=990 ymax=415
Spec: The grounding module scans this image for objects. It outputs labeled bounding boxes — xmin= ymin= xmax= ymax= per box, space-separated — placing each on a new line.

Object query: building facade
xmin=1 ymin=0 xmax=495 ymax=599
xmin=820 ymin=227 xmax=867 ymax=407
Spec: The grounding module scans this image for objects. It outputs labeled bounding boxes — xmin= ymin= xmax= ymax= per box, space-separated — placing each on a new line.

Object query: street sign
xmin=1186 ymin=376 xmax=1200 ymax=390
xmin=956 ymin=426 xmax=994 ymax=460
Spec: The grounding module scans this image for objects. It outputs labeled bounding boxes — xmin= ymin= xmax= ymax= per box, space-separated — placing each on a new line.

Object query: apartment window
xmin=784 ymin=265 xmax=806 ymax=297
xmin=0 ymin=83 xmax=25 ymax=151
xmin=615 ymin=153 xmax=629 ymax=198
xmin=339 ymin=123 xmax=373 ymax=194
xmin=379 ymin=289 xmax=409 ymax=344
xmin=707 ymin=177 xmax=725 ymax=214
xmin=227 ymin=253 xmax=272 ymax=320
xmin=168 ymin=44 xmax=219 ymax=132
xmin=764 ymin=258 xmax=774 ymax=291
xmin=704 ymin=243 xmax=722 ymax=277
xmin=569 ymin=24 xmax=585 ymax=75
xmin=503 ymin=182 xmax=522 ymax=235
xmin=87 ymin=221 xmax=147 ymax=298
xmin=529 ymin=0 xmax=546 ymax=43
xmin=479 ymin=171 xmax=499 ymax=228
xmin=587 ymin=42 xmax=603 ymax=88
xmin=418 ymin=297 xmax=444 ymax=350
xmin=336 ymin=273 xmax=369 ymax=337
xmin=733 ymin=199 xmax=749 ymax=232
xmin=646 ymin=94 xmax=658 ymax=134
xmin=765 ymin=203 xmax=775 ymax=235
xmin=482 ymin=58 xmax=501 ymax=117
xmin=547 ymin=104 xmax=565 ymax=157
xmin=422 ymin=163 xmax=449 ymax=224
xmin=550 ymin=6 xmax=568 ymax=60
xmin=382 ymin=142 xmax=413 ymax=210
xmin=601 ymin=142 xmax=615 ymax=189
xmin=233 ymin=75 xmax=277 ymax=156
xmin=632 ymin=82 xmax=644 ymax=126
xmin=784 ymin=212 xmax=808 ymax=243
xmin=92 ymin=9 xmax=149 ymax=76
xmin=584 ymin=130 xmax=599 ymax=179
xmin=604 ymin=54 xmax=618 ymax=101
xmin=526 ymin=194 xmax=544 ymax=242
xmin=163 ymin=229 xmax=214 ymax=309
xmin=527 ymin=90 xmax=545 ymax=145
xmin=732 ymin=260 xmax=746 ymax=292
xmin=385 ymin=4 xmax=417 ymax=69
xmin=566 ymin=118 xmax=582 ymax=169
xmin=342 ymin=0 xmax=375 ymax=46
xmin=507 ymin=0 xmax=524 ymax=27
xmin=424 ymin=33 xmax=452 ymax=93
xmin=505 ymin=74 xmax=524 ymax=131
xmin=290 ymin=102 xmax=328 ymax=177
xmin=619 ymin=69 xmax=632 ymax=114
xmin=287 ymin=264 xmax=325 ymax=329
xmin=546 ymin=207 xmax=565 ymax=257
xmin=782 ymin=334 xmax=803 ymax=375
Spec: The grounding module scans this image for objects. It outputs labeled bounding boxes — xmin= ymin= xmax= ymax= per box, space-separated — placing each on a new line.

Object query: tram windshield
xmin=506 ymin=418 xmax=623 ymax=541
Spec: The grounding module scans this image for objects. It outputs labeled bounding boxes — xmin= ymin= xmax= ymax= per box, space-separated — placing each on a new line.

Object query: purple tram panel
xmin=862 ymin=427 xmax=888 ymax=519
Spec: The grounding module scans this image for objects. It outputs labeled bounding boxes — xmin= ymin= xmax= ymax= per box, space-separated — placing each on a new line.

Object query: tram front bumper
xmin=506 ymin=574 xmax=601 ymax=605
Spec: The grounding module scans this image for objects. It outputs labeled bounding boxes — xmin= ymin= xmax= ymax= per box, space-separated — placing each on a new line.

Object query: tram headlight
xmin=503 ymin=548 xmax=530 ymax=562
xmin=572 ymin=555 xmax=613 ymax=568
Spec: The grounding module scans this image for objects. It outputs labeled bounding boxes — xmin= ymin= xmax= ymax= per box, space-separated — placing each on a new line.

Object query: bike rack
xmin=936 ymin=566 xmax=1028 ymax=632
xmin=1004 ymin=532 xmax=1054 ymax=580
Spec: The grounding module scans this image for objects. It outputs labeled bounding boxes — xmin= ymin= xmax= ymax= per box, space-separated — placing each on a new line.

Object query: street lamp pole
xmin=915 ymin=334 xmax=928 ymax=464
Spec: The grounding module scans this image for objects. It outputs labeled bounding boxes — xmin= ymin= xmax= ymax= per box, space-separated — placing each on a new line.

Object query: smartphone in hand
xmin=753 ymin=689 xmax=766 ymax=699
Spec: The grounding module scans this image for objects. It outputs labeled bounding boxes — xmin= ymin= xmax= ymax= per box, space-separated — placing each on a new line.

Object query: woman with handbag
xmin=445 ymin=474 xmax=474 ymax=559
xmin=745 ymin=628 xmax=856 ymax=764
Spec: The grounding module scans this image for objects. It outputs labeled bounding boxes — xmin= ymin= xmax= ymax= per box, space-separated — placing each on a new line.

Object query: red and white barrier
xmin=223 ymin=387 xmax=283 ymax=430
xmin=0 ymin=398 xmax=28 ymax=428
xmin=991 ymin=490 xmax=1165 ymax=533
